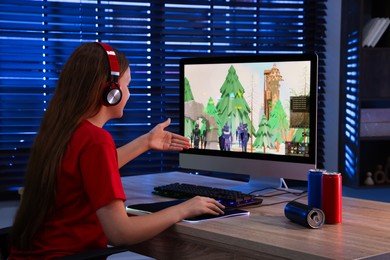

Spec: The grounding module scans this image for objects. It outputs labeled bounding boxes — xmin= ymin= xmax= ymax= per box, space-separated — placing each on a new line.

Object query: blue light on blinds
xmin=0 ymin=0 xmax=327 ymax=193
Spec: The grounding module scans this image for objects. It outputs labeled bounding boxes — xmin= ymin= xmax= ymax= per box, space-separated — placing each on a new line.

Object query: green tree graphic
xmin=268 ymin=99 xmax=289 ymax=152
xmin=215 ymin=65 xmax=252 ymax=136
xmin=291 ymin=128 xmax=310 ymax=143
xmin=204 ymin=97 xmax=221 ymax=135
xmin=184 ymin=77 xmax=195 ymax=138
xmin=253 ymin=115 xmax=274 ymax=153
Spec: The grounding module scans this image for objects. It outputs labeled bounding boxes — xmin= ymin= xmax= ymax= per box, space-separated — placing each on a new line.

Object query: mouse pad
xmin=126 ymin=199 xmax=249 ymax=222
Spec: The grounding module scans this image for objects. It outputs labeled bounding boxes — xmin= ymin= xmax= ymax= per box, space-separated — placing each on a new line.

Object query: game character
xmin=191 ymin=123 xmax=201 ymax=148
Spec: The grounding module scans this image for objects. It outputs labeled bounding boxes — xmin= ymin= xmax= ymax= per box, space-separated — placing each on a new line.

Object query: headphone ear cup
xmin=103 ymin=82 xmax=122 ymax=106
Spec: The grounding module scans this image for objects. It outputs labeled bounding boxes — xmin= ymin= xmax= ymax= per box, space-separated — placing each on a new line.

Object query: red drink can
xmin=322 ymin=172 xmax=342 ymax=224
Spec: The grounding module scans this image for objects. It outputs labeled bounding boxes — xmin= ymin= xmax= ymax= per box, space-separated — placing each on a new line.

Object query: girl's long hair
xmin=10 ymin=42 xmax=129 ymax=250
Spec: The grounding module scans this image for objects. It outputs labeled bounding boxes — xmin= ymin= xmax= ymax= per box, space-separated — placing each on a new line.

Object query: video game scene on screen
xmin=184 ymin=60 xmax=311 ymax=157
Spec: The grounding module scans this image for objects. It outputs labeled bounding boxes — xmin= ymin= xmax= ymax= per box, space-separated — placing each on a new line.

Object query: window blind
xmin=0 ymin=0 xmax=327 ymax=194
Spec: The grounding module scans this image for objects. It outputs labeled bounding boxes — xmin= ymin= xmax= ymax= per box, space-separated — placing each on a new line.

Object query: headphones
xmin=96 ymin=42 xmax=122 ymax=106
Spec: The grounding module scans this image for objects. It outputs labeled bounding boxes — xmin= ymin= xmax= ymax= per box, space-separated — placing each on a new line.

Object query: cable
xmin=241 ymin=190 xmax=308 ymax=208
xmin=249 ymin=187 xmax=307 ymax=198
xmin=258 ymin=194 xmax=308 ymax=207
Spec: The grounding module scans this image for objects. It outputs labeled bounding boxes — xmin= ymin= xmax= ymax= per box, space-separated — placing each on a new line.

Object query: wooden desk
xmin=121 ymin=171 xmax=390 ymax=260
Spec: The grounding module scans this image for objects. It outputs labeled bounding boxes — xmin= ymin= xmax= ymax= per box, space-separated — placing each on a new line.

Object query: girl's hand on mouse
xmin=174 ymin=196 xmax=225 ymax=219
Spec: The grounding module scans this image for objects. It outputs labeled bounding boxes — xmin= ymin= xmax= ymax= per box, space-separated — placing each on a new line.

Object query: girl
xmin=9 ymin=42 xmax=224 ymax=259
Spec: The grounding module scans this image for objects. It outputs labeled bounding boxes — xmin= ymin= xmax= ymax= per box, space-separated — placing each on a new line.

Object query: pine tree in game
xmin=216 ymin=65 xmax=252 ymax=138
xmin=291 ymin=128 xmax=310 ymax=143
xmin=199 ymin=97 xmax=221 ymax=149
xmin=184 ymin=77 xmax=196 ymax=138
xmin=253 ymin=115 xmax=275 ymax=153
xmin=268 ymin=99 xmax=289 ymax=152
xmin=204 ymin=97 xmax=221 ymax=135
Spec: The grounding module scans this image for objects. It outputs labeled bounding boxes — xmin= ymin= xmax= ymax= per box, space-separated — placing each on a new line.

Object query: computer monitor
xmin=179 ymin=53 xmax=318 ymax=192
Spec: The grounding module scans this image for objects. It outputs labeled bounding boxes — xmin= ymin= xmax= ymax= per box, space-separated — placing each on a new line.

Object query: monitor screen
xmin=179 ymin=53 xmax=318 ymax=191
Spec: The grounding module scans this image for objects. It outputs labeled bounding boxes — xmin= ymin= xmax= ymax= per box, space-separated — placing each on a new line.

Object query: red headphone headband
xmin=96 ymin=42 xmax=122 ymax=106
xmin=96 ymin=42 xmax=120 ymax=79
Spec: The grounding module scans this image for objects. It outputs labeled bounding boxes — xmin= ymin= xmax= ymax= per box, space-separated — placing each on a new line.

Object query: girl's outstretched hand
xmin=148 ymin=118 xmax=190 ymax=151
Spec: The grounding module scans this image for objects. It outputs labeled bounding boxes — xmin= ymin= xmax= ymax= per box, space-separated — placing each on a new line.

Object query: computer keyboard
xmin=153 ymin=182 xmax=263 ymax=208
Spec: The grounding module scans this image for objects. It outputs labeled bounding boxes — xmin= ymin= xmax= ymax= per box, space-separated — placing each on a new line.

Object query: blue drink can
xmin=308 ymin=169 xmax=325 ymax=209
xmin=284 ymin=201 xmax=325 ymax=229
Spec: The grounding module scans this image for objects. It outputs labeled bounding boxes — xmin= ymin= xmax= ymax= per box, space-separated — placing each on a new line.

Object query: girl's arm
xmin=117 ymin=118 xmax=190 ymax=168
xmin=96 ymin=196 xmax=224 ymax=245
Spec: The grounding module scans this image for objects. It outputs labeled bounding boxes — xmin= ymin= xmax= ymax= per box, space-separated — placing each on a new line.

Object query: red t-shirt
xmin=10 ymin=120 xmax=126 ymax=259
